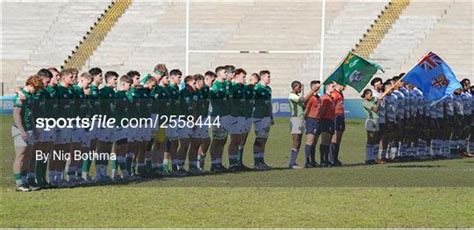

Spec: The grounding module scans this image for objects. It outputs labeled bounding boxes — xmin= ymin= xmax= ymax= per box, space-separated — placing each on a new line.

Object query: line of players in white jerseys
xmin=362 ymin=74 xmax=473 ymax=164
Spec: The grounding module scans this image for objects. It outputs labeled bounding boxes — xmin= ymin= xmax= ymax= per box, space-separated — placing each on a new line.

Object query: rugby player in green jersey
xmin=45 ymin=68 xmax=60 ymax=185
xmin=67 ymin=72 xmax=92 ymax=184
xmin=125 ymin=71 xmax=141 ymax=176
xmin=12 ymin=75 xmax=44 ymax=191
xmin=252 ymin=70 xmax=273 ymax=170
xmin=31 ymin=69 xmax=54 ymax=188
xmin=13 ymin=69 xmax=55 ymax=187
xmin=227 ymin=68 xmax=248 ymax=171
xmin=112 ymin=75 xmax=133 ymax=180
xmin=95 ymin=71 xmax=118 ymax=182
xmin=166 ymin=69 xmax=183 ymax=175
xmin=190 ymin=75 xmax=207 ymax=173
xmin=52 ymin=69 xmax=76 ymax=187
xmin=135 ymin=75 xmax=156 ymax=177
xmin=73 ymin=72 xmax=95 ymax=182
xmin=150 ymin=72 xmax=170 ymax=175
xmin=238 ymin=72 xmax=260 ymax=171
xmin=144 ymin=64 xmax=168 ymax=176
xmin=197 ymin=71 xmax=216 ymax=169
xmin=81 ymin=67 xmax=103 ymax=180
xmin=176 ymin=75 xmax=198 ymax=175
xmin=209 ymin=66 xmax=230 ymax=173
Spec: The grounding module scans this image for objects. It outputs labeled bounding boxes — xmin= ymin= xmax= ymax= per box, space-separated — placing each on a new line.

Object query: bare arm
xmin=371 ymin=99 xmax=382 ymax=112
xmin=301 ymin=87 xmax=317 ymax=102
xmin=14 ymin=86 xmax=22 ymax=94
xmin=372 ymin=94 xmax=386 ymax=112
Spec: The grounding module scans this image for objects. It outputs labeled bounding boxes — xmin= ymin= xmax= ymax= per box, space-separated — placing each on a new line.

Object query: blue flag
xmin=403 ymin=52 xmax=462 ymax=102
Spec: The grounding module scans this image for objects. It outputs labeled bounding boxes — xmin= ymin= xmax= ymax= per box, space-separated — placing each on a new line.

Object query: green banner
xmin=324 ymin=52 xmax=384 ymax=92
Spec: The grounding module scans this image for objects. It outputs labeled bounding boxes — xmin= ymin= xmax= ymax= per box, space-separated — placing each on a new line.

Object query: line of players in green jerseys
xmin=361 ymin=74 xmax=473 ymax=165
xmin=11 ymin=64 xmax=274 ymax=191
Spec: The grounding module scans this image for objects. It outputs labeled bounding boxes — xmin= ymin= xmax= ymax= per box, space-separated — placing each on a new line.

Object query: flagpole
xmin=324 ymin=52 xmax=350 ymax=84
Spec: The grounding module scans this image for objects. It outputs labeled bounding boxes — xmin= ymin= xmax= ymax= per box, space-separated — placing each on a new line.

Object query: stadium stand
xmin=300 ymin=0 xmax=389 ymax=98
xmin=64 ymin=0 xmax=132 ymax=70
xmin=370 ymin=0 xmax=455 ymax=78
xmin=353 ymin=0 xmax=410 ymax=59
xmin=1 ymin=1 xmax=111 ymax=93
xmin=401 ymin=0 xmax=473 ymax=79
xmin=1 ymin=1 xmax=68 ymax=91
xmin=85 ymin=1 xmax=173 ymax=73
xmin=2 ymin=0 xmax=472 ymax=98
xmin=85 ymin=1 xmax=390 ymax=97
xmin=189 ymin=1 xmax=328 ymax=94
xmin=85 ymin=2 xmax=257 ymax=75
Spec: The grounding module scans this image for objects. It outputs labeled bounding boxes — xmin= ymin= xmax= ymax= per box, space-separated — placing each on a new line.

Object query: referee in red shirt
xmin=303 ymin=80 xmax=322 ymax=167
xmin=330 ymin=83 xmax=345 ymax=166
xmin=319 ymin=82 xmax=336 ymax=167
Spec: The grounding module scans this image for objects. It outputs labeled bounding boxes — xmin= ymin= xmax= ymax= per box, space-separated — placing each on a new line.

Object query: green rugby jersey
xmin=210 ymin=80 xmax=229 ymax=117
xmin=152 ymin=84 xmax=170 ymax=116
xmin=228 ymin=82 xmax=246 ymax=117
xmin=98 ymin=86 xmax=115 ymax=117
xmin=56 ymin=83 xmax=75 ymax=118
xmin=288 ymin=92 xmax=305 ymax=118
xmin=167 ymin=84 xmax=181 ymax=115
xmin=115 ymin=90 xmax=130 ymax=123
xmin=243 ymin=84 xmax=256 ymax=118
xmin=13 ymin=88 xmax=35 ymax=131
xmin=197 ymin=85 xmax=210 ymax=117
xmin=127 ymin=87 xmax=139 ymax=119
xmin=72 ymin=84 xmax=90 ymax=118
xmin=363 ymin=98 xmax=379 ymax=120
xmin=44 ymin=85 xmax=58 ymax=119
xmin=32 ymin=87 xmax=52 ymax=120
xmin=180 ymin=86 xmax=197 ymax=116
xmin=89 ymin=84 xmax=100 ymax=115
xmin=135 ymin=86 xmax=152 ymax=117
xmin=253 ymin=82 xmax=272 ymax=118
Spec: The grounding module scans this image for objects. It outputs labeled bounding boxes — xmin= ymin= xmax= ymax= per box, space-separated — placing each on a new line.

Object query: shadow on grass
xmin=387 ymin=165 xmax=442 ymax=168
xmin=270 ymin=163 xmax=367 ymax=171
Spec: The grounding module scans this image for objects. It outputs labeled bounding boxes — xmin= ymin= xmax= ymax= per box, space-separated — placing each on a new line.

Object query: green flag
xmin=324 ymin=52 xmax=384 ymax=92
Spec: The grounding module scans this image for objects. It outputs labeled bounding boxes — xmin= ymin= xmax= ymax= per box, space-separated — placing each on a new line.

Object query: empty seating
xmin=1 ymin=1 xmax=110 ymax=94
xmin=401 ymin=0 xmax=473 ymax=79
xmin=87 ymin=1 xmax=387 ymax=98
xmin=370 ymin=1 xmax=453 ymax=78
xmin=4 ymin=0 xmax=470 ymax=98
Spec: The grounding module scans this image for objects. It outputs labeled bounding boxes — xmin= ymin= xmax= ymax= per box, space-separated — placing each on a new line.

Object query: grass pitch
xmin=1 ymin=115 xmax=473 ymax=227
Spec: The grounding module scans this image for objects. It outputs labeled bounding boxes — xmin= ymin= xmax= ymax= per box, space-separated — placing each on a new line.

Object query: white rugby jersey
xmin=453 ymin=93 xmax=464 ymax=116
xmin=400 ymin=87 xmax=410 ymax=118
xmin=377 ymin=96 xmax=386 ymax=124
xmin=392 ymin=90 xmax=405 ymax=120
xmin=436 ymin=97 xmax=448 ymax=118
xmin=460 ymin=91 xmax=472 ymax=116
xmin=444 ymin=94 xmax=455 ymax=117
xmin=434 ymin=99 xmax=444 ymax=118
xmin=423 ymin=96 xmax=430 ymax=117
xmin=385 ymin=93 xmax=398 ymax=123
xmin=411 ymin=88 xmax=423 ymax=117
